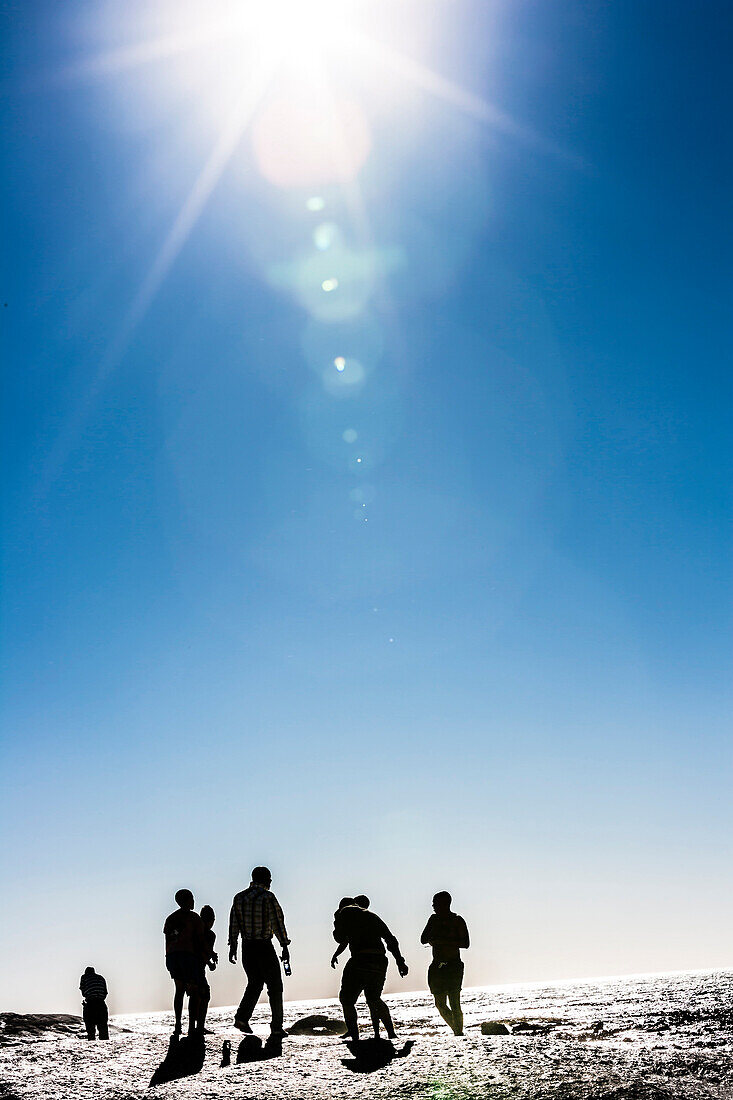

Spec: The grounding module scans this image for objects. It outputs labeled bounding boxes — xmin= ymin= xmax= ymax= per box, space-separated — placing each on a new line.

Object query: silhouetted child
xmin=196 ymin=904 xmax=218 ymax=1033
xmin=330 ymin=897 xmax=354 ymax=970
xmin=421 ymin=891 xmax=470 ymax=1035
xmin=79 ymin=966 xmax=109 ymax=1040
xmin=163 ymin=889 xmax=206 ymax=1036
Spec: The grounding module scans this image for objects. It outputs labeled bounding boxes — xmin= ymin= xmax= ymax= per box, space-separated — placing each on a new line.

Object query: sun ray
xmin=120 ymin=60 xmax=275 ymax=341
xmin=38 ymin=53 xmax=276 ymax=497
xmin=351 ymin=31 xmax=553 ymax=152
xmin=66 ymin=26 xmax=222 ymax=81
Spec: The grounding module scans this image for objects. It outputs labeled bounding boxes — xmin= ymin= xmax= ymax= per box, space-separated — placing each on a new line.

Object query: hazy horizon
xmin=2 ymin=0 xmax=731 ymax=1016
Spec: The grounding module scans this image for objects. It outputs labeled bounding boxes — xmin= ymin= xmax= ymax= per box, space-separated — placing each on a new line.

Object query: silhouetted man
xmin=421 ymin=891 xmax=469 ymax=1035
xmin=163 ymin=889 xmax=206 ymax=1036
xmin=333 ymin=896 xmax=408 ymax=1042
xmin=79 ymin=966 xmax=109 ymax=1040
xmin=229 ymin=866 xmax=290 ymax=1039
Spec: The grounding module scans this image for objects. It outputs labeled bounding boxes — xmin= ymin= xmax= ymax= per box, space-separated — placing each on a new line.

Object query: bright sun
xmin=172 ymin=0 xmax=362 ymax=71
xmin=83 ymin=0 xmax=518 ymax=339
xmin=246 ymin=0 xmax=359 ymax=55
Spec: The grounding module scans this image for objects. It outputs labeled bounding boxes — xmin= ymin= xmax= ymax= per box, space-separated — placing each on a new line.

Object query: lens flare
xmin=251 ymin=90 xmax=371 ymax=188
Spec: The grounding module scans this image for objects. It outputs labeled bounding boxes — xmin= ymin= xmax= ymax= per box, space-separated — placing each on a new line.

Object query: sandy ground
xmin=2 ymin=971 xmax=733 ymax=1099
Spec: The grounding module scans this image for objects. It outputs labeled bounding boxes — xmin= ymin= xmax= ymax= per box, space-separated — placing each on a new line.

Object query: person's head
xmin=251 ymin=866 xmax=272 ymax=888
xmin=200 ymin=905 xmax=215 ymax=929
xmin=175 ymin=888 xmax=195 ymax=910
xmin=84 ymin=966 xmax=95 ymax=975
xmin=432 ymin=891 xmax=452 ymax=914
xmin=337 ymin=896 xmax=355 ymax=911
xmin=354 ymin=894 xmax=369 ymax=909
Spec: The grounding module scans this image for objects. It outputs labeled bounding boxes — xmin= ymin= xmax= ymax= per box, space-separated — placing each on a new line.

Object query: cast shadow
xmin=341 ymin=1037 xmax=414 ymax=1073
xmin=236 ymin=1034 xmax=283 ymax=1063
xmin=149 ymin=1034 xmax=205 ymax=1087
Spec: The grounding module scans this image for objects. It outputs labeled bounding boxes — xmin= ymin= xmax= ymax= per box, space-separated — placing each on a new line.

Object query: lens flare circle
xmin=252 ymin=90 xmax=371 ymax=188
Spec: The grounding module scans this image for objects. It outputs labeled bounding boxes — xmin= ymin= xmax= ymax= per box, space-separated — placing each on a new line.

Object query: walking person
xmin=332 ymin=895 xmax=408 ymax=1042
xmin=79 ymin=966 xmax=109 ymax=1040
xmin=228 ymin=866 xmax=291 ymax=1039
xmin=163 ymin=889 xmax=206 ymax=1037
xmin=421 ymin=891 xmax=470 ymax=1035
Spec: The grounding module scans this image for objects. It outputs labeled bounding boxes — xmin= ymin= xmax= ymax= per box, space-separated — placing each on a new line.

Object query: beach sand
xmin=2 ymin=970 xmax=732 ymax=1099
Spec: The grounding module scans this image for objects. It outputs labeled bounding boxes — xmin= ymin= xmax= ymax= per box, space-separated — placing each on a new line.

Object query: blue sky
xmin=1 ymin=0 xmax=731 ymax=1014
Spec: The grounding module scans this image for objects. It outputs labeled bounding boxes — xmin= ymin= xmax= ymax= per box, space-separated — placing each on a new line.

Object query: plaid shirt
xmin=229 ymin=884 xmax=290 ymax=949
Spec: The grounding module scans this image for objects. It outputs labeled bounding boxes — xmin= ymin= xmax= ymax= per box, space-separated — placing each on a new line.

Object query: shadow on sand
xmin=341 ymin=1037 xmax=414 ymax=1073
xmin=235 ymin=1034 xmax=283 ymax=1063
xmin=149 ymin=1035 xmax=205 ymax=1087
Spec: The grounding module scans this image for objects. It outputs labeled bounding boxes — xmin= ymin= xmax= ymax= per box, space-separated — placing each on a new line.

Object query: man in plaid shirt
xmin=229 ymin=866 xmax=291 ymax=1038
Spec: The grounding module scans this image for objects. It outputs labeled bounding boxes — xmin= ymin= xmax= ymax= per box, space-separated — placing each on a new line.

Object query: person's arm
xmin=163 ymin=915 xmax=173 ymax=958
xmin=458 ymin=917 xmax=470 ymax=950
xmin=228 ymin=899 xmax=240 ymax=963
xmin=330 ymin=941 xmax=348 ymax=968
xmin=101 ymin=977 xmax=108 ymax=998
xmin=378 ymin=918 xmax=408 ymax=977
xmin=420 ymin=915 xmax=436 ymax=946
xmin=269 ymin=894 xmax=290 ymax=954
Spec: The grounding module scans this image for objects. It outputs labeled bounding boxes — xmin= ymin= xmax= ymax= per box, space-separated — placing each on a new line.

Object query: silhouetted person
xmin=333 ymin=896 xmax=408 ymax=1042
xmin=195 ymin=904 xmax=218 ymax=1033
xmin=421 ymin=891 xmax=469 ymax=1035
xmin=163 ymin=889 xmax=206 ymax=1036
xmin=229 ymin=866 xmax=290 ymax=1039
xmin=79 ymin=966 xmax=108 ymax=1040
xmin=336 ymin=895 xmax=400 ymax=1038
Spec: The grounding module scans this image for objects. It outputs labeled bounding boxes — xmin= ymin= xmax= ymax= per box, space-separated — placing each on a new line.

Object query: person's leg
xmin=365 ymin=994 xmax=381 ymax=1039
xmin=82 ymin=1003 xmax=95 ymax=1040
xmin=428 ymin=963 xmax=454 ymax=1030
xmin=378 ymin=999 xmax=396 ymax=1039
xmin=236 ymin=944 xmax=265 ymax=1026
xmin=365 ymin=959 xmax=390 ymax=1039
xmin=339 ymin=960 xmax=361 ymax=1041
xmin=433 ymin=991 xmax=455 ymax=1030
xmin=339 ymin=993 xmax=359 ymax=1041
xmin=196 ymin=977 xmax=211 ymax=1032
xmin=173 ymin=980 xmax=185 ymax=1033
xmin=187 ymin=986 xmax=200 ymax=1036
xmin=447 ymin=988 xmax=463 ymax=1035
xmin=97 ymin=1002 xmax=109 ymax=1041
xmin=261 ymin=943 xmax=285 ymax=1034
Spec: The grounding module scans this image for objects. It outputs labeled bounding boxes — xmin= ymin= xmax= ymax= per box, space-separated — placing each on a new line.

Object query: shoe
xmin=234 ymin=1018 xmax=253 ymax=1033
xmin=269 ymin=1029 xmax=288 ymax=1040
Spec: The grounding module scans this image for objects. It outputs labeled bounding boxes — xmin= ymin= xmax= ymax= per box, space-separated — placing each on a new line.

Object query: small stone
xmin=481 ymin=1021 xmax=511 ymax=1036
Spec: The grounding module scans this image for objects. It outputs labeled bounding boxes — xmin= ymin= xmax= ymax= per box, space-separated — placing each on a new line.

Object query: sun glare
xmin=82 ymin=0 xmax=522 ymax=359
xmin=174 ymin=0 xmax=361 ymax=71
xmin=249 ymin=0 xmax=357 ymax=56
